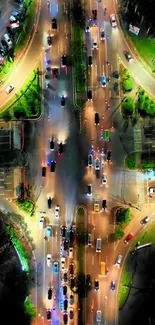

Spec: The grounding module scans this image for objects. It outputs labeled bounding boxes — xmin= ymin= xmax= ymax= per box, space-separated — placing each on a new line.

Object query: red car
xmin=124 ymin=233 xmax=134 ymax=244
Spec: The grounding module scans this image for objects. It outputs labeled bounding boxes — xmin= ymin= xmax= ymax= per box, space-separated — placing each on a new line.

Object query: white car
xmin=47 ymin=254 xmax=52 ymax=267
xmin=101 ymin=175 xmax=107 ymax=184
xmin=39 ymin=216 xmax=44 ymax=229
xmin=55 ymin=205 xmax=60 ymax=218
xmin=69 ymin=247 xmax=73 ymax=259
xmin=6 ymin=84 xmax=15 ymax=94
xmin=95 ymin=158 xmax=100 ymax=170
xmin=96 ymin=310 xmax=101 ymax=322
xmin=110 ymin=14 xmax=117 ymax=27
xmin=61 ymin=257 xmax=65 ymax=271
xmin=92 ymin=40 xmax=98 ymax=49
xmin=149 ymin=187 xmax=155 ymax=194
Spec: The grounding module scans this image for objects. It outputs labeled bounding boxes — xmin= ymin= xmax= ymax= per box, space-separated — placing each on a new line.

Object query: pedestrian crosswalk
xmin=109 ymin=167 xmax=146 ymax=205
xmin=133 ymin=125 xmax=142 ymax=151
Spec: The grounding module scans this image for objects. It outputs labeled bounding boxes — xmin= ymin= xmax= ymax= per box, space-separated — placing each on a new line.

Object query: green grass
xmin=0 ymin=61 xmax=13 ymax=81
xmin=15 ymin=200 xmax=34 ymax=216
xmin=73 ymin=26 xmax=85 ymax=93
xmin=77 ymin=244 xmax=83 ymax=273
xmin=119 ymin=222 xmax=155 ymax=308
xmin=129 ymin=33 xmax=155 ymax=71
xmin=0 ymin=68 xmax=41 ymax=120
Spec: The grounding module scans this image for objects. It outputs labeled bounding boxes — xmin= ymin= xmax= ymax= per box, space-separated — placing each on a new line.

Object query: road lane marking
xmin=58 ymin=45 xmax=59 ymax=55
xmin=92 ymin=255 xmax=94 ymax=265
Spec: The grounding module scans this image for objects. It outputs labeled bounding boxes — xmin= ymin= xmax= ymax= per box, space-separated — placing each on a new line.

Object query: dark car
xmin=64 ymin=298 xmax=68 ymax=311
xmin=61 ymin=226 xmax=66 ymax=238
xmin=50 ymin=138 xmax=55 ymax=150
xmin=63 ymin=272 xmax=68 ymax=282
xmin=70 ymin=277 xmax=75 ymax=289
xmin=69 ymin=309 xmax=74 ymax=319
xmin=88 ymin=55 xmax=92 ymax=67
xmin=87 ymin=90 xmax=92 ymax=101
xmin=50 ymin=160 xmax=56 ymax=172
xmin=86 ymin=274 xmax=91 ymax=287
xmin=102 ymin=199 xmax=107 ymax=210
xmin=61 ymin=96 xmax=65 ymax=106
xmin=69 ymin=228 xmax=74 ymax=244
xmin=47 ymin=35 xmax=52 ymax=47
xmin=63 ymin=285 xmax=67 ymax=296
xmin=124 ymin=50 xmax=132 ymax=62
xmin=63 ymin=312 xmax=68 ymax=325
xmin=92 ymin=9 xmax=97 ymax=20
xmin=87 ymin=184 xmax=92 ymax=196
xmin=94 ymin=279 xmax=99 ymax=290
xmin=59 ymin=142 xmax=64 ymax=155
xmin=63 ymin=239 xmax=68 ymax=251
xmin=106 ymin=150 xmax=111 ymax=161
xmin=52 ymin=18 xmax=57 ymax=29
xmin=69 ymin=263 xmax=74 ymax=275
xmin=52 ymin=68 xmax=58 ymax=79
xmin=42 ymin=166 xmax=46 ymax=177
xmin=46 ymin=309 xmax=51 ymax=320
xmin=61 ymin=55 xmax=67 ymax=67
xmin=48 ymin=287 xmax=52 ymax=299
xmin=95 ymin=112 xmax=100 ymax=125
xmin=47 ymin=197 xmax=52 ymax=209
xmin=111 ymin=280 xmax=116 ymax=291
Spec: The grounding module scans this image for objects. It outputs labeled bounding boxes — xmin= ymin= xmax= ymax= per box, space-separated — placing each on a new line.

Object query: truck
xmin=94 ymin=194 xmax=100 ymax=212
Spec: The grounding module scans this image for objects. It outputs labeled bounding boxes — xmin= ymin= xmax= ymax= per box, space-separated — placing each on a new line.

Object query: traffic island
xmin=15 ymin=199 xmax=35 ymax=216
xmin=0 ymin=68 xmax=42 ymax=120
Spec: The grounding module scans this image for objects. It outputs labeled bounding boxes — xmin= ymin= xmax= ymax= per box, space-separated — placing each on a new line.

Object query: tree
xmin=122 ymin=69 xmax=133 ymax=92
xmin=1 ymin=110 xmax=11 ymax=122
xmin=76 ymin=272 xmax=91 ymax=298
xmin=119 ymin=208 xmax=132 ymax=224
xmin=69 ymin=0 xmax=86 ymax=28
xmin=14 ymin=107 xmax=26 ymax=120
xmin=115 ymin=225 xmax=124 ymax=240
xmin=24 ymin=297 xmax=36 ymax=320
xmin=122 ymin=97 xmax=134 ymax=116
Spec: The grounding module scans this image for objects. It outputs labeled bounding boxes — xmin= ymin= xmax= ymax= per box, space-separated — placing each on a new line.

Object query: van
xmin=4 ymin=34 xmax=12 ymax=49
xmin=115 ymin=255 xmax=123 ymax=266
xmin=96 ymin=238 xmax=102 ymax=252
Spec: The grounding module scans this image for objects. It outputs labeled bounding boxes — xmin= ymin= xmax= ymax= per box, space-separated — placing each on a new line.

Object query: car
xmin=141 ymin=216 xmax=150 ymax=225
xmin=69 ymin=263 xmax=74 ymax=275
xmin=61 ymin=55 xmax=67 ymax=67
xmin=110 ymin=14 xmax=117 ymax=27
xmin=50 ymin=138 xmax=55 ymax=150
xmin=61 ymin=95 xmax=66 ymax=106
xmin=53 ymin=261 xmax=59 ymax=274
xmin=70 ymin=277 xmax=75 ymax=288
xmin=42 ymin=166 xmax=46 ymax=177
xmin=68 ymin=226 xmax=74 ymax=244
xmin=52 ymin=18 xmax=57 ymax=29
xmin=115 ymin=255 xmax=123 ymax=266
xmin=48 ymin=287 xmax=52 ymax=299
xmin=85 ymin=26 xmax=90 ymax=33
xmin=95 ymin=112 xmax=100 ymax=125
xmin=59 ymin=142 xmax=64 ymax=155
xmin=92 ymin=40 xmax=98 ymax=49
xmin=69 ymin=247 xmax=73 ymax=259
xmin=92 ymin=9 xmax=97 ymax=20
xmin=63 ymin=312 xmax=68 ymax=324
xmin=87 ymin=233 xmax=92 ymax=246
xmin=61 ymin=226 xmax=66 ymax=238
xmin=47 ymin=196 xmax=52 ymax=209
xmin=63 ymin=285 xmax=67 ymax=296
xmin=64 ymin=298 xmax=68 ymax=311
xmin=124 ymin=50 xmax=133 ymax=62
xmin=6 ymin=84 xmax=15 ymax=94
xmin=61 ymin=257 xmax=65 ymax=271
xmin=100 ymin=28 xmax=105 ymax=40
xmin=39 ymin=216 xmax=44 ymax=229
xmin=63 ymin=240 xmax=68 ymax=251
xmin=101 ymin=174 xmax=107 ymax=184
xmin=88 ymin=154 xmax=93 ymax=167
xmin=96 ymin=310 xmax=101 ymax=322
xmin=47 ymin=35 xmax=52 ymax=47
xmin=111 ymin=280 xmax=116 ymax=291
xmin=95 ymin=158 xmax=100 ymax=170
xmin=47 ymin=254 xmax=52 ymax=267
xmin=102 ymin=199 xmax=107 ymax=210
xmin=69 ymin=308 xmax=74 ymax=319
xmin=46 ymin=309 xmax=51 ymax=321
xmin=69 ymin=294 xmax=74 ymax=305
xmin=94 ymin=279 xmax=99 ymax=290
xmin=55 ymin=205 xmax=60 ymax=218
xmin=87 ymin=90 xmax=92 ymax=101
xmin=87 ymin=184 xmax=92 ymax=196
xmin=107 ymin=150 xmax=111 ymax=161
xmin=124 ymin=233 xmax=134 ymax=244
xmin=101 ymin=75 xmax=106 ymax=87
xmin=46 ymin=225 xmax=52 ymax=237
xmin=88 ymin=55 xmax=92 ymax=67
xmin=50 ymin=160 xmax=56 ymax=172
xmin=52 ymin=68 xmax=58 ymax=79
xmin=149 ymin=187 xmax=155 ymax=194
xmin=86 ymin=274 xmax=91 ymax=287
xmin=63 ymin=272 xmax=68 ymax=282
xmin=9 ymin=15 xmax=17 ymax=22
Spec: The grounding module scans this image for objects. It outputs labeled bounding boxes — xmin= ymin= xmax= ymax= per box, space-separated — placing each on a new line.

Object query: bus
xmin=104 ymin=129 xmax=109 ymax=141
xmin=100 ymin=261 xmax=105 ymax=276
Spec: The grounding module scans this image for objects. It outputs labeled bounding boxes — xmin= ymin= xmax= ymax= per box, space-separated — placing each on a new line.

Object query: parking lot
xmin=0 ymin=121 xmax=12 ymax=151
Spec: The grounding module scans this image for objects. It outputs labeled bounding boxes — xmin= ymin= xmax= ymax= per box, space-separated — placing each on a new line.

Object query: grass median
xmin=119 ymin=221 xmax=155 ymax=308
xmin=72 ymin=26 xmax=86 ymax=93
xmin=0 ymin=68 xmax=42 ymax=120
